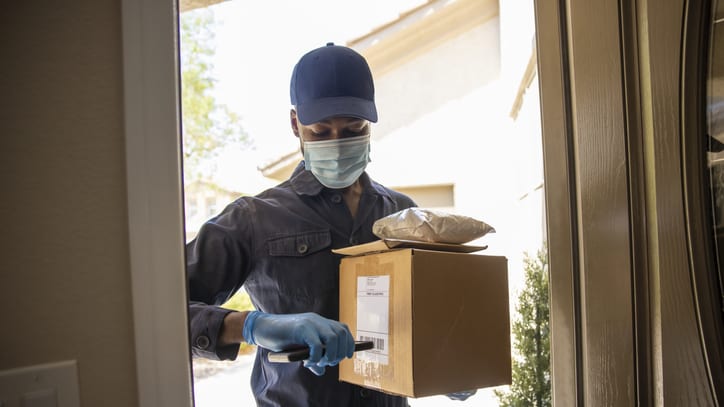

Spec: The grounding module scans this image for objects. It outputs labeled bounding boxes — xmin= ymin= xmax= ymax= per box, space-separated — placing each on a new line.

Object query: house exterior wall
xmin=361 ymin=0 xmax=541 ymax=293
xmin=0 ymin=1 xmax=139 ymax=406
xmin=366 ymin=16 xmax=503 ymax=190
xmin=496 ymin=0 xmax=543 ymax=262
xmin=184 ymin=182 xmax=242 ymax=240
xmin=368 ymin=17 xmax=502 ymax=143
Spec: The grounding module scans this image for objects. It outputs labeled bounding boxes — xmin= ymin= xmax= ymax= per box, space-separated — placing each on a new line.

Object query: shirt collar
xmin=289 ymin=161 xmax=391 ymax=200
xmin=289 ymin=161 xmax=324 ymax=196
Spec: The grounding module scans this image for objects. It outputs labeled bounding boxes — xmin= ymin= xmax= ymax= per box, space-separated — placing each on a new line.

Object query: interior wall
xmin=0 ymin=1 xmax=139 ymax=406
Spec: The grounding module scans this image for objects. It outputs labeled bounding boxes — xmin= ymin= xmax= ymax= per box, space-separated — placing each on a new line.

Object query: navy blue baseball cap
xmin=290 ymin=43 xmax=378 ymax=125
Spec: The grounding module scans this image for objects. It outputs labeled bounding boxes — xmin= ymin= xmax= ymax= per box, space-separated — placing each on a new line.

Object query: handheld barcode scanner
xmin=267 ymin=340 xmax=374 ymax=363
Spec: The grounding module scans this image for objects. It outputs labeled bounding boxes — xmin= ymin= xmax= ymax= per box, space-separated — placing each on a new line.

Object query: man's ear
xmin=290 ymin=109 xmax=300 ymax=138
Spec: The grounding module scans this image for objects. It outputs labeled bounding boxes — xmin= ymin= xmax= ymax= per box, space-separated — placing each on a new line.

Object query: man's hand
xmin=243 ymin=311 xmax=355 ymax=376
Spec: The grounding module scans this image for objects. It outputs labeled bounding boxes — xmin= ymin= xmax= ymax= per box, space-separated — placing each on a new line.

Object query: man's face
xmin=291 ymin=109 xmax=370 ymax=149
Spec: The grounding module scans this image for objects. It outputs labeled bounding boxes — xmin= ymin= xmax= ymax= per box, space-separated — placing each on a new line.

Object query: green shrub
xmin=495 ymin=245 xmax=551 ymax=407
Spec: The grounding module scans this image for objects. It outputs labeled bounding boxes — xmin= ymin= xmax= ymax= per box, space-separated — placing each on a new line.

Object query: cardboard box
xmin=335 ymin=242 xmax=511 ymax=398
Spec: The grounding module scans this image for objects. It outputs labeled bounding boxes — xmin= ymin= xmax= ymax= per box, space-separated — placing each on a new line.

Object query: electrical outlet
xmin=0 ymin=361 xmax=79 ymax=407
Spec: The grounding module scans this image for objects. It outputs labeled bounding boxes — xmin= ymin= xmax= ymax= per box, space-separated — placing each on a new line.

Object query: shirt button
xmin=349 ymin=236 xmax=359 ymax=245
xmin=195 ymin=335 xmax=210 ymax=350
xmin=297 ymin=243 xmax=309 ymax=254
xmin=360 ymin=388 xmax=370 ymax=398
xmin=331 ymin=194 xmax=342 ymax=203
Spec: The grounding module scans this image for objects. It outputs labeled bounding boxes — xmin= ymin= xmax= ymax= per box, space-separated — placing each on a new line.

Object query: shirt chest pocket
xmin=267 ymin=229 xmax=331 ymax=257
xmin=264 ymin=230 xmax=337 ymax=304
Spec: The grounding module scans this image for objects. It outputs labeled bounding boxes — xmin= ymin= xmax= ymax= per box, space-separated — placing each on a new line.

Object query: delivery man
xmin=186 ymin=43 xmax=416 ymax=406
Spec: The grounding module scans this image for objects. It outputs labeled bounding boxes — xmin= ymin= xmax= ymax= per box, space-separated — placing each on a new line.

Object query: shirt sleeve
xmin=186 ymin=200 xmax=253 ymax=360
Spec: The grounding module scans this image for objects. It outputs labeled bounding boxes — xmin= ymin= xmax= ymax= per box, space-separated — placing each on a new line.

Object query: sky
xmin=202 ymin=0 xmax=427 ymax=182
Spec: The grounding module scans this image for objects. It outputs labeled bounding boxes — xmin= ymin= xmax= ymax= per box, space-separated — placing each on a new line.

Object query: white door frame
xmin=121 ymin=0 xmax=194 ymax=406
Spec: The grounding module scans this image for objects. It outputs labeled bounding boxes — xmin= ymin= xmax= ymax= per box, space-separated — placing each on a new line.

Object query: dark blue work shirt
xmin=187 ymin=162 xmax=416 ymax=407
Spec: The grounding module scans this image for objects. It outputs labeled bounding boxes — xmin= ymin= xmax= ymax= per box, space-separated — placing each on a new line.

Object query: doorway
xmin=177 ymin=1 xmax=547 ymax=406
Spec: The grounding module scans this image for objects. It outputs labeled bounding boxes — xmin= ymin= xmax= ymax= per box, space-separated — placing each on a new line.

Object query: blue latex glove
xmin=446 ymin=389 xmax=477 ymax=401
xmin=242 ymin=311 xmax=355 ymax=376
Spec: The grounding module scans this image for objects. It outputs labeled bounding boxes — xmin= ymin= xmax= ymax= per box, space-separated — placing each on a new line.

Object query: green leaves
xmin=180 ymin=9 xmax=250 ymax=183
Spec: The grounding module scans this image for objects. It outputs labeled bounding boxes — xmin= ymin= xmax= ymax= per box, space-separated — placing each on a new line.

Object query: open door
xmin=536 ymin=0 xmax=724 ymax=404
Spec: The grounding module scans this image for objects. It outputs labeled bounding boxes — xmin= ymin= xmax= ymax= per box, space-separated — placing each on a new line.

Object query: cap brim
xmin=296 ymin=96 xmax=378 ymax=125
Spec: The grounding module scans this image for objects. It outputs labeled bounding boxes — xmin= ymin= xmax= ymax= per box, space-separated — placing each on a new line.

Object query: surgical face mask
xmin=303 ymin=135 xmax=371 ymax=189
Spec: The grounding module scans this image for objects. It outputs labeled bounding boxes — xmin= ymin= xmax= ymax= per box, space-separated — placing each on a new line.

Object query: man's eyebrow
xmin=345 ymin=120 xmax=367 ymax=128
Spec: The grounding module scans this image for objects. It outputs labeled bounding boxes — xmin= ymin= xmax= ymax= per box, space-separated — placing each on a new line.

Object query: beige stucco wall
xmin=366 ymin=16 xmax=507 ymax=222
xmin=363 ymin=1 xmax=541 ymax=296
xmin=0 ymin=1 xmax=139 ymax=406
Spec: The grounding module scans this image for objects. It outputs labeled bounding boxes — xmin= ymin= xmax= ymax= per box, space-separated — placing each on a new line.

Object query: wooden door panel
xmin=536 ymin=0 xmax=721 ymax=404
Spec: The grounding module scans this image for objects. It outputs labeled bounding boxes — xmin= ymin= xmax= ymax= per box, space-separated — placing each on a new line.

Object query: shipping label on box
xmin=356 ymin=275 xmax=390 ymax=364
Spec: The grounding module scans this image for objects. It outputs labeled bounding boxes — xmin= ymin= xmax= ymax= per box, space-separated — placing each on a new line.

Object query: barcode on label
xmin=360 ymin=335 xmax=385 ymax=351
